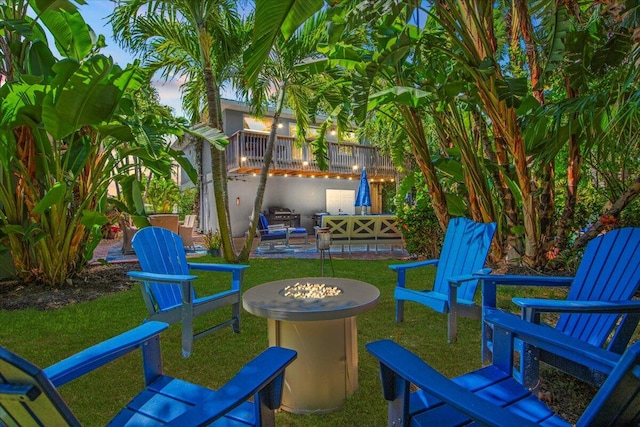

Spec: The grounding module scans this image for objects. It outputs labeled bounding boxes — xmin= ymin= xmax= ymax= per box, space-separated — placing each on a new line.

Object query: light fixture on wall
xmin=236 ymin=197 xmax=240 ymax=206
xmin=330 ymin=129 xmax=336 ymax=136
xmin=352 ymin=164 xmax=359 ymax=170
xmin=241 ymin=156 xmax=247 ymax=162
xmin=302 ymin=161 xmax=309 ymax=167
xmin=277 ymin=123 xmax=283 ymax=128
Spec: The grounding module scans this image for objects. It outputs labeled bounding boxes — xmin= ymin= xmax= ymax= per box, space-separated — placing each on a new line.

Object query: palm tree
xmin=110 ymin=0 xmax=246 ymax=261
xmin=238 ymin=10 xmax=348 ymax=260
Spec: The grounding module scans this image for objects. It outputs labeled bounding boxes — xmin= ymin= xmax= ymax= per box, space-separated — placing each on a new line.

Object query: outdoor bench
xmin=320 ymin=215 xmax=403 ymax=252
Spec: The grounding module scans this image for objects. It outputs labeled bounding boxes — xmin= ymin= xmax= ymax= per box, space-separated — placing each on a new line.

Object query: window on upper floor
xmin=243 ymin=116 xmax=271 ymax=132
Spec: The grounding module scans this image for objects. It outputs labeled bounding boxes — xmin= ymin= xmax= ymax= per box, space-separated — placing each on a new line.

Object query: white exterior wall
xmin=224 ymin=175 xmax=362 ymax=237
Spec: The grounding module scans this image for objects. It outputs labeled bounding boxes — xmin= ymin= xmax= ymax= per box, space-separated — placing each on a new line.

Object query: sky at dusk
xmin=80 ymin=1 xmax=187 ymax=118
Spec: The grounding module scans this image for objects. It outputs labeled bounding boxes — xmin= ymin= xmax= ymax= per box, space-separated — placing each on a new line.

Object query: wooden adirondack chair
xmin=129 ymin=227 xmax=249 ymax=357
xmin=480 ymin=227 xmax=640 ymax=388
xmin=391 ymin=217 xmax=497 ymax=343
xmin=179 ymin=214 xmax=197 ymax=249
xmin=367 ymin=309 xmax=640 ymax=427
xmin=119 ymin=216 xmax=138 ymax=254
xmin=0 ymin=321 xmax=296 ymax=426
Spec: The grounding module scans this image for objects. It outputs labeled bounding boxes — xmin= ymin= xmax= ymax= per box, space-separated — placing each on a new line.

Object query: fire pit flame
xmin=282 ymin=282 xmax=343 ymax=299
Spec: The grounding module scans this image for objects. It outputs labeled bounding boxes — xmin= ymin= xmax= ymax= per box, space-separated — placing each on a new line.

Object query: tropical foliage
xmin=144 ymin=176 xmax=181 ymax=214
xmin=3 ymin=0 xmax=637 ymax=285
xmin=248 ymin=0 xmax=640 ymax=267
xmin=237 ymin=9 xmax=352 ymax=260
xmin=394 ymin=173 xmax=443 ymax=258
xmin=0 ymin=0 xmax=202 ymax=286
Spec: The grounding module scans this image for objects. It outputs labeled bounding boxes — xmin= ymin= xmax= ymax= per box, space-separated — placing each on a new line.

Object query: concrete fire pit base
xmin=242 ymin=277 xmax=380 ymax=414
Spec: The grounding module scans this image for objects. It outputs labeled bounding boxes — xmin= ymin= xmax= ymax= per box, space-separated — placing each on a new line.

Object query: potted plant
xmin=203 ymin=229 xmax=222 ymax=256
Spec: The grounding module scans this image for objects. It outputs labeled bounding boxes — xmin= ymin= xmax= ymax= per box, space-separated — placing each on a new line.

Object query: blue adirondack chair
xmin=480 ymin=227 xmax=640 ymax=388
xmin=128 ymin=226 xmax=249 ymax=357
xmin=391 ymin=217 xmax=497 ymax=343
xmin=0 ymin=321 xmax=296 ymax=426
xmin=367 ymin=309 xmax=640 ymax=427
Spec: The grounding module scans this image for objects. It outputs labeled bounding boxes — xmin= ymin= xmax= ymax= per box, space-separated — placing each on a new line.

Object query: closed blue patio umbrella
xmin=355 ymin=168 xmax=372 ymax=214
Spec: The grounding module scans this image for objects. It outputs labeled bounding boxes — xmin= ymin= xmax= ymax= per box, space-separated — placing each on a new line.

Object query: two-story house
xmin=177 ymin=99 xmax=397 ymax=237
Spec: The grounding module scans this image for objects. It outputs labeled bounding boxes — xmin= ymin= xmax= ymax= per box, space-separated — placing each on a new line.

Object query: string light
xmin=245 ymin=170 xmax=394 ymax=182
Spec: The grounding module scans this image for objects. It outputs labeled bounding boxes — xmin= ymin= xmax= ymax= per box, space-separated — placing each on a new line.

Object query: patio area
xmin=90 ymin=231 xmax=410 ymax=264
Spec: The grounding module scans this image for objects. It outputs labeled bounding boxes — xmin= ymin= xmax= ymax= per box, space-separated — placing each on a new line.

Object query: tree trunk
xmin=536 ymin=161 xmax=555 ymax=265
xmin=437 ymin=0 xmax=539 ymax=264
xmin=238 ymin=87 xmax=286 ymax=261
xmin=238 ymin=119 xmax=279 ymax=260
xmin=402 ymin=106 xmax=449 ymax=231
xmin=555 ymin=81 xmax=582 ymax=251
xmin=203 ymin=67 xmax=237 ymax=262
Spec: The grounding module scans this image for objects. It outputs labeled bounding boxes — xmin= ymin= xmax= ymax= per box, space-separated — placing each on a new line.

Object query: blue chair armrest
xmin=389 ymin=259 xmax=438 ymax=272
xmin=127 ymin=271 xmax=198 ymax=284
xmin=485 ymin=309 xmax=619 ymax=374
xmin=480 ymin=275 xmax=574 ymax=308
xmin=390 ymin=259 xmax=439 ymax=290
xmin=43 ymin=322 xmax=169 ymax=387
xmin=366 ymin=339 xmax=539 ymax=427
xmin=188 ymin=263 xmax=248 ymax=292
xmin=477 ymin=274 xmax=574 ymax=287
xmin=187 ymin=263 xmax=249 ymax=273
xmin=449 ymin=268 xmax=492 ymax=287
xmin=164 ymin=347 xmax=297 ymax=426
xmin=513 ymin=299 xmax=640 ymax=314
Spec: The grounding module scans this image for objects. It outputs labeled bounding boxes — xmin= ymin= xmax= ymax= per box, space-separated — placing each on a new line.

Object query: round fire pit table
xmin=242 ymin=277 xmax=380 ymax=414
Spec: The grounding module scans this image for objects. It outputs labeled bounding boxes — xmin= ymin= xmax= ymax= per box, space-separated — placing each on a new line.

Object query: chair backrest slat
xmin=183 ymin=215 xmax=196 ymax=228
xmin=0 ymin=348 xmax=80 ymax=426
xmin=132 ymin=227 xmax=191 ymax=310
xmin=556 ymin=228 xmax=640 ymax=347
xmin=258 ymin=214 xmax=269 ymax=231
xmin=433 ymin=218 xmax=497 ymax=301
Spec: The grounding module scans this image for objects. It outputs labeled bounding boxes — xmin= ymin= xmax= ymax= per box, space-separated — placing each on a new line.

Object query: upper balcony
xmin=225 ymin=130 xmax=397 ymax=181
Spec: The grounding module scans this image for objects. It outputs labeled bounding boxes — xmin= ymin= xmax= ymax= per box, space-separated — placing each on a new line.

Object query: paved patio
xmin=91 ymin=231 xmax=410 ymax=264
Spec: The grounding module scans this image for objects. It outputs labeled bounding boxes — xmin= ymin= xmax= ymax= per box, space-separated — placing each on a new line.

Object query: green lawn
xmin=0 ymin=257 xmax=565 ymax=426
